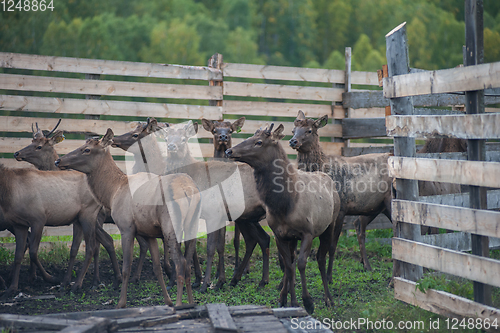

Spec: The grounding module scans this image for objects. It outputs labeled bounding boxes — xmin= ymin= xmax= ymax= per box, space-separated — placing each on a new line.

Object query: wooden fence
xmin=384 ymin=9 xmax=500 ymax=326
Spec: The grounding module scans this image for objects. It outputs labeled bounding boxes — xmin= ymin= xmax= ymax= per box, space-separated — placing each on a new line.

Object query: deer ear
xmin=146 ymin=117 xmax=159 ymax=132
xmin=231 ymin=117 xmax=245 ymax=133
xmin=101 ymin=128 xmax=114 ymax=148
xmin=49 ymin=131 xmax=65 ymax=145
xmin=297 ymin=110 xmax=306 ymax=120
xmin=185 ymin=121 xmax=198 ymax=137
xmin=313 ymin=115 xmax=328 ymax=128
xmin=201 ymin=118 xmax=214 ymax=132
xmin=272 ymin=124 xmax=286 ymax=141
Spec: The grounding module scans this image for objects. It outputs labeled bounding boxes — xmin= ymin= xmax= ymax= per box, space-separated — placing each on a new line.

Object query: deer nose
xmin=219 ymin=134 xmax=228 ymax=142
xmin=289 ymin=138 xmax=298 ymax=148
xmin=225 ymin=149 xmax=233 ymax=156
xmin=55 ymin=159 xmax=61 ymax=168
xmin=167 ymin=143 xmax=177 ymax=151
xmin=13 ymin=152 xmax=20 ymax=158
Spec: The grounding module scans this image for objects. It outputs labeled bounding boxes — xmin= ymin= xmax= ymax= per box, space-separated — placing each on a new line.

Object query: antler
xmin=46 ymin=119 xmax=62 ymax=138
xmin=266 ymin=123 xmax=274 ymax=135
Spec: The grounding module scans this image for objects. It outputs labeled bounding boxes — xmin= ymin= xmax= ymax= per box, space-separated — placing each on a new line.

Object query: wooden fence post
xmin=465 ymin=0 xmax=492 ymax=306
xmin=385 ymin=22 xmax=423 ymax=282
xmin=208 ymin=53 xmax=224 ymax=114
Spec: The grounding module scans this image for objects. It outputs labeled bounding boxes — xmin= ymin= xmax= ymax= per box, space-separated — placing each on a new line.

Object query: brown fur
xmin=201 ymin=117 xmax=245 ymax=158
xmin=227 ymin=124 xmax=340 ymax=314
xmin=56 ymin=129 xmax=202 ymax=309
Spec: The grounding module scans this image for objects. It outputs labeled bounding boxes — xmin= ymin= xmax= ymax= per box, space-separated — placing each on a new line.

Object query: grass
xmin=1 ymin=229 xmax=499 ymax=332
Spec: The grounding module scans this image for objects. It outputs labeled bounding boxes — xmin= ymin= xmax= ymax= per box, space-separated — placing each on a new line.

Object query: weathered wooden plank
xmin=0 ymin=314 xmax=78 ymax=330
xmin=0 ymin=52 xmax=221 ymax=81
xmin=383 ymin=61 xmax=500 ymax=99
xmin=394 ymin=277 xmax=500 ymax=327
xmin=343 ymin=91 xmax=500 ymax=109
xmin=342 ymin=118 xmax=386 ymax=139
xmin=272 ymin=307 xmax=308 ymax=318
xmin=392 ymin=200 xmax=500 ymax=238
xmin=419 ymin=189 xmax=500 ymax=209
xmin=223 ymin=81 xmax=343 ymax=102
xmin=206 ymin=303 xmax=238 ymax=333
xmin=342 ymin=146 xmax=394 ymax=157
xmin=348 ymin=108 xmax=385 ymax=118
xmin=386 ymin=114 xmax=500 ymax=139
xmin=388 ymin=156 xmax=500 ymax=188
xmin=0 ymin=73 xmax=222 ymax=100
xmin=392 ymin=238 xmax=500 ymax=287
xmin=222 ymin=100 xmax=345 ymax=119
xmin=43 ymin=305 xmax=175 ymax=321
xmin=141 ymin=314 xmax=181 ymax=328
xmin=0 ymin=95 xmax=222 ymax=119
xmin=420 ymin=232 xmax=500 ymax=252
xmin=417 ymin=151 xmax=500 ymax=162
xmin=59 ymin=317 xmax=113 ymax=333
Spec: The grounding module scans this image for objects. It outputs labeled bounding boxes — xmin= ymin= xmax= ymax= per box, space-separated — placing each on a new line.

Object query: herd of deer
xmin=0 ymin=111 xmax=466 ymax=314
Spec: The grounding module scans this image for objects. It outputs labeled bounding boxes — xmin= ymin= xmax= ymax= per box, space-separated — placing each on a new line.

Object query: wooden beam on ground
xmin=223 ymin=81 xmax=343 ymax=102
xmin=0 ymin=52 xmax=221 ymax=81
xmin=0 ymin=95 xmax=223 ymax=120
xmin=394 ymin=277 xmax=500 ymax=331
xmin=386 ymin=114 xmax=500 ymax=139
xmin=392 ymin=238 xmax=500 ymax=288
xmin=0 ymin=73 xmax=222 ymax=100
xmin=388 ymin=156 xmax=500 ymax=188
xmin=206 ymin=303 xmax=238 ymax=333
xmin=342 ymin=118 xmax=386 ymax=138
xmin=383 ymin=61 xmax=500 ymax=99
xmin=392 ymin=199 xmax=500 ymax=238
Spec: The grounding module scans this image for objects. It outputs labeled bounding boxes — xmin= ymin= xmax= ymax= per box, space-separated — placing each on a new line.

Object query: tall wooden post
xmin=385 ymin=22 xmax=423 ymax=281
xmin=465 ymin=0 xmax=491 ymax=306
xmin=208 ymin=53 xmax=224 ymax=112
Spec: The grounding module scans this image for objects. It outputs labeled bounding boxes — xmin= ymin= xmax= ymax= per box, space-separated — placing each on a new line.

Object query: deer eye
xmin=308 ymin=129 xmax=312 ymax=134
xmin=132 ymin=134 xmax=139 ymax=138
xmin=83 ymin=148 xmax=90 ymax=153
xmin=255 ymin=140 xmax=263 ymax=147
xmin=36 ymin=146 xmax=42 ymax=150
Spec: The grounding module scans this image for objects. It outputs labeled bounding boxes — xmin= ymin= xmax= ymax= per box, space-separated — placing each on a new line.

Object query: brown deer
xmin=14 ymin=121 xmax=122 ymax=288
xmin=226 ymin=124 xmax=341 ymax=314
xmin=56 ymin=129 xmax=202 ymax=308
xmin=290 ymin=111 xmax=392 ymax=272
xmin=112 ymin=118 xmax=184 ymax=285
xmin=160 ymin=121 xmax=270 ymax=292
xmin=201 ymin=117 xmax=265 ymax=276
xmin=0 ymin=165 xmax=101 ymax=298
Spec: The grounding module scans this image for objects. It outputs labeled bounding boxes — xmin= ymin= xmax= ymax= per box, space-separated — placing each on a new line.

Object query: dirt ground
xmin=0 ymin=257 xmax=179 ymax=316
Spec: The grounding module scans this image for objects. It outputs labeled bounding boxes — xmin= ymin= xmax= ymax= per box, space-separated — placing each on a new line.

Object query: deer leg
xmin=233 ymin=224 xmax=241 ymax=271
xmin=148 ymin=237 xmax=173 ymax=307
xmin=29 ymin=222 xmax=57 ymax=284
xmin=288 ymin=240 xmax=299 ymax=308
xmin=230 ymin=222 xmax=257 ymax=287
xmin=255 ymin=223 xmax=270 ymax=288
xmin=192 ymin=247 xmax=202 ymax=288
xmin=184 ymin=239 xmax=196 ymax=304
xmin=318 ymin=223 xmax=334 ymax=308
xmin=214 ymin=226 xmax=226 ymax=290
xmin=131 ymin=235 xmax=149 ymax=283
xmin=71 ymin=218 xmax=97 ymax=292
xmin=95 ymin=225 xmax=122 ymax=288
xmin=117 ymin=230 xmax=135 ymax=309
xmin=2 ymin=226 xmax=29 ymax=299
xmin=297 ymin=233 xmax=314 ymax=314
xmin=200 ymin=230 xmax=217 ymax=293
xmin=62 ymin=223 xmax=84 ymax=288
xmin=327 ymin=211 xmax=345 ymax=283
xmin=276 ymin=238 xmax=292 ymax=308
xmin=355 ymin=215 xmax=376 ymax=271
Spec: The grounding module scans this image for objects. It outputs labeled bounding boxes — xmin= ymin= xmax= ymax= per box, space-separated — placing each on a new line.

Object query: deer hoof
xmin=214 ymin=280 xmax=225 ymax=291
xmin=303 ymin=297 xmax=314 ymax=315
xmin=258 ymin=280 xmax=268 ymax=289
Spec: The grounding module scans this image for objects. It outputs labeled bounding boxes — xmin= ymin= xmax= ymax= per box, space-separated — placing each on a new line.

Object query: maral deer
xmin=14 ymin=121 xmax=122 ymax=288
xmin=112 ymin=118 xmax=183 ymax=285
xmin=201 ymin=117 xmax=269 ymax=276
xmin=56 ymin=129 xmax=202 ymax=308
xmin=0 ymin=164 xmax=100 ymax=298
xmin=226 ymin=124 xmax=341 ymax=314
xmin=161 ymin=121 xmax=269 ymax=292
xmin=290 ymin=111 xmax=392 ymax=272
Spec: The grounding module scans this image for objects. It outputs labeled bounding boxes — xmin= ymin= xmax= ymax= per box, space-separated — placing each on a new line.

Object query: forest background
xmin=2 ymin=0 xmax=500 ymax=72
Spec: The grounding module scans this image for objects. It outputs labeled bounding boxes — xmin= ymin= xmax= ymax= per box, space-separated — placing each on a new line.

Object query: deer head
xmin=14 ymin=119 xmax=64 ymax=170
xmin=112 ymin=117 xmax=165 ymax=151
xmin=201 ymin=117 xmax=245 ymax=155
xmin=226 ymin=123 xmax=285 ymax=170
xmin=159 ymin=121 xmax=198 ymax=158
xmin=56 ymin=128 xmax=114 ymax=173
xmin=289 ymin=110 xmax=328 ymax=152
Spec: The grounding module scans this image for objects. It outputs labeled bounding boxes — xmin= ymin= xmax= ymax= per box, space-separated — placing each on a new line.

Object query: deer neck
xmin=213 ymin=144 xmax=228 ymax=159
xmin=86 ymin=151 xmax=127 ymax=209
xmin=296 ymin=139 xmax=327 ymax=172
xmin=165 ymin=148 xmax=197 ymax=174
xmin=38 ymin=150 xmax=60 ymax=171
xmin=253 ymin=147 xmax=298 ymax=217
xmin=132 ymin=135 xmax=165 ymax=174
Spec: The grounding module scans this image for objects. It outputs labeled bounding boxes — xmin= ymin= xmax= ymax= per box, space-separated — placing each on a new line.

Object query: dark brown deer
xmin=112 ymin=118 xmax=183 ymax=285
xmin=14 ymin=121 xmax=122 ymax=288
xmin=56 ymin=129 xmax=202 ymax=308
xmin=0 ymin=165 xmax=101 ymax=298
xmin=201 ymin=117 xmax=258 ymax=275
xmin=290 ymin=111 xmax=392 ymax=272
xmin=226 ymin=124 xmax=341 ymax=314
xmin=161 ymin=121 xmax=270 ymax=292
